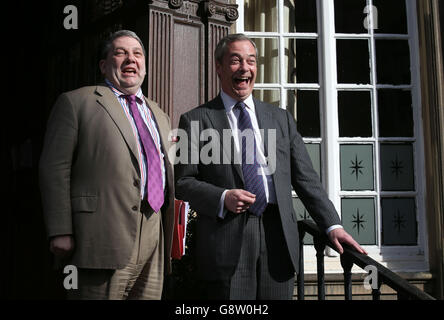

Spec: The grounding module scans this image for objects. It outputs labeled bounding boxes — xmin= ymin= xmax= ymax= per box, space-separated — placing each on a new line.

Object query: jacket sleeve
xmin=39 ymin=93 xmax=78 ymax=238
xmin=174 ymin=112 xmax=226 ymax=219
xmin=287 ymin=110 xmax=342 ymax=231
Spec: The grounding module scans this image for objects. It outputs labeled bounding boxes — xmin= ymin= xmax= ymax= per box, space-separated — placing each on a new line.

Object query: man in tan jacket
xmin=39 ymin=30 xmax=174 ymax=300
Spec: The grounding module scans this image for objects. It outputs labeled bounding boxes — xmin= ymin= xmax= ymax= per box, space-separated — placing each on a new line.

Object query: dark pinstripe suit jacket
xmin=175 ymin=95 xmax=341 ymax=281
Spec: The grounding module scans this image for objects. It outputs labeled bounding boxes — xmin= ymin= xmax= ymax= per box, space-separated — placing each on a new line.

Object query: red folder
xmin=171 ymin=199 xmax=188 ymax=259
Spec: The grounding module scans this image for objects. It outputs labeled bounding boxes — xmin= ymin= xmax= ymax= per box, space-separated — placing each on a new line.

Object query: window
xmin=237 ymin=0 xmax=427 ymax=272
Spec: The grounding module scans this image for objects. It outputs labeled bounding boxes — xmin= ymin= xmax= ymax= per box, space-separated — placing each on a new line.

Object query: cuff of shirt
xmin=326 ymin=224 xmax=343 ymax=234
xmin=217 ymin=190 xmax=229 ymax=219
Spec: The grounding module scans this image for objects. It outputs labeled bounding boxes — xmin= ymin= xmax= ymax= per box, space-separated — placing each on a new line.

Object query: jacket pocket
xmin=71 ymin=195 xmax=98 ymax=213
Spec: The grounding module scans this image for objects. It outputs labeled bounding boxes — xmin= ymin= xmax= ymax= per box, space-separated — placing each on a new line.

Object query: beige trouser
xmin=67 ymin=210 xmax=164 ymax=300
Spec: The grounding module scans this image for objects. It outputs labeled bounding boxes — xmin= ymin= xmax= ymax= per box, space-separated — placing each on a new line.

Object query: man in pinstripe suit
xmin=39 ymin=30 xmax=174 ymax=299
xmin=175 ymin=34 xmax=366 ymax=300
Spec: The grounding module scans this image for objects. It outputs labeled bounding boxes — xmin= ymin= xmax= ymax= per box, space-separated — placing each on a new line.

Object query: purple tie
xmin=235 ymin=101 xmax=267 ymax=216
xmin=124 ymin=95 xmax=164 ymax=213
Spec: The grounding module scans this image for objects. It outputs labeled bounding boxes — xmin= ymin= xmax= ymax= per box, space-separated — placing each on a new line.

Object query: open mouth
xmin=234 ymin=76 xmax=250 ymax=87
xmin=122 ymin=67 xmax=137 ymax=75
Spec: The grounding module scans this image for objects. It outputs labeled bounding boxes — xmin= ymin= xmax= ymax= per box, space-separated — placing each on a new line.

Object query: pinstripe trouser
xmin=201 ymin=204 xmax=295 ymax=300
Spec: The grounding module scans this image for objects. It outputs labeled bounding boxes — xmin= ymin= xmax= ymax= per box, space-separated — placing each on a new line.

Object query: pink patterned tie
xmin=124 ymin=95 xmax=164 ymax=212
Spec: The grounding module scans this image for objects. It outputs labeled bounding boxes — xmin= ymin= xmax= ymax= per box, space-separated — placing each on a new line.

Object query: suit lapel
xmin=95 ymin=85 xmax=140 ymax=166
xmin=206 ymin=95 xmax=230 ymax=136
xmin=206 ymin=96 xmax=244 ymax=183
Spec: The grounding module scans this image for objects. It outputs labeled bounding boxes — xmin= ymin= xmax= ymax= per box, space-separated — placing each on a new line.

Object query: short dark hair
xmin=100 ymin=30 xmax=146 ymax=60
xmin=214 ymin=33 xmax=258 ymax=64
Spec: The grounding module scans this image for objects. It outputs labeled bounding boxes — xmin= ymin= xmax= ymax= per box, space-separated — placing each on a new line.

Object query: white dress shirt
xmin=106 ymin=79 xmax=166 ymax=199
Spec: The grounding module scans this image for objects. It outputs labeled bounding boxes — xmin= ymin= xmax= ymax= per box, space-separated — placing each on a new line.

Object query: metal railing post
xmin=340 ymin=254 xmax=353 ymax=300
xmin=372 ymin=277 xmax=382 ymax=300
xmin=314 ymin=236 xmax=326 ymax=300
xmin=297 ymin=224 xmax=305 ymax=300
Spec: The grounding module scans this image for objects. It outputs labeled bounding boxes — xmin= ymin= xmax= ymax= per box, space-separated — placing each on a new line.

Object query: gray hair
xmin=214 ymin=33 xmax=258 ymax=64
xmin=100 ymin=30 xmax=146 ymax=60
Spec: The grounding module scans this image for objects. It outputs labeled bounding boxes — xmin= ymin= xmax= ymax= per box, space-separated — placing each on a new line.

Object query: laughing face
xmin=216 ymin=40 xmax=257 ymax=101
xmin=99 ymin=36 xmax=146 ymax=95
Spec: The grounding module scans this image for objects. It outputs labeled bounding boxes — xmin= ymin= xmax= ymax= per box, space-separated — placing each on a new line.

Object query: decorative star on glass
xmin=340 ymin=144 xmax=374 ymax=190
xmin=351 ymin=209 xmax=367 ymax=234
xmin=341 ymin=198 xmax=376 ymax=245
xmin=380 ymin=144 xmax=414 ymax=191
xmin=392 ymin=209 xmax=407 ymax=234
xmin=350 ymin=154 xmax=364 ymax=180
xmin=382 ymin=198 xmax=417 ymax=245
xmin=390 ymin=154 xmax=404 ymax=179
xmin=292 ymin=196 xmax=313 ymax=244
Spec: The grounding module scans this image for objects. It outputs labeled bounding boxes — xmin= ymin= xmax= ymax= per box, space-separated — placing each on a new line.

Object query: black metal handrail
xmin=297 ymin=219 xmax=435 ymax=300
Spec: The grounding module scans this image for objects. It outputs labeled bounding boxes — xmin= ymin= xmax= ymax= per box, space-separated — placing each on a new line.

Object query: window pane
xmin=378 ymin=89 xmax=413 ymax=137
xmin=292 ymin=197 xmax=314 ymax=244
xmin=334 ymin=0 xmax=368 ymax=34
xmin=284 ymin=0 xmax=317 ymax=33
xmin=244 ymin=0 xmax=278 ymax=32
xmin=340 ymin=144 xmax=374 ymax=191
xmin=305 ymin=143 xmax=321 ymax=178
xmin=373 ymin=0 xmax=408 ymax=34
xmin=337 ymin=39 xmax=370 ymax=84
xmin=376 ymin=40 xmax=411 ymax=85
xmin=338 ymin=91 xmax=372 ymax=137
xmin=285 ymin=38 xmax=318 ymax=83
xmin=251 ymin=37 xmax=279 ymax=84
xmin=253 ymin=89 xmax=280 ymax=106
xmin=382 ymin=198 xmax=417 ymax=245
xmin=288 ymin=90 xmax=320 ymax=138
xmin=342 ymin=198 xmax=376 ymax=245
xmin=380 ymin=143 xmax=414 ymax=191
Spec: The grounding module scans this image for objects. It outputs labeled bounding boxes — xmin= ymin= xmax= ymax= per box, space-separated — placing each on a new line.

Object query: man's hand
xmin=225 ymin=189 xmax=256 ymax=214
xmin=49 ymin=235 xmax=75 ymax=258
xmin=328 ymin=228 xmax=368 ymax=255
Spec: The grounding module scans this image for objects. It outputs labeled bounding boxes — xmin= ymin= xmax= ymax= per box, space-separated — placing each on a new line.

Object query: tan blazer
xmin=39 ymin=85 xmax=174 ymax=273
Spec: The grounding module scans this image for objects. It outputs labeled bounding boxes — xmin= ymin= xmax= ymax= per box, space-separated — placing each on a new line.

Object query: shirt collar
xmin=220 ymin=90 xmax=255 ymax=114
xmin=105 ymin=79 xmax=144 ymax=102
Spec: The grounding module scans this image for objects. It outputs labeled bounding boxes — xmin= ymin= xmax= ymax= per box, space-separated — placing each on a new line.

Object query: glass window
xmin=378 ymin=89 xmax=413 ymax=137
xmin=376 ymin=40 xmax=411 ymax=85
xmin=288 ymin=90 xmax=320 ymax=138
xmin=239 ymin=0 xmax=423 ymax=269
xmin=250 ymin=37 xmax=279 ymax=84
xmin=253 ymin=89 xmax=280 ymax=107
xmin=244 ymin=0 xmax=278 ymax=32
xmin=336 ymin=39 xmax=370 ymax=84
xmin=340 ymin=144 xmax=374 ymax=191
xmin=341 ymin=198 xmax=376 ymax=245
xmin=380 ymin=143 xmax=415 ymax=191
xmin=373 ymin=0 xmax=408 ymax=34
xmin=285 ymin=38 xmax=318 ymax=83
xmin=338 ymin=91 xmax=372 ymax=137
xmin=284 ymin=0 xmax=317 ymax=33
xmin=334 ymin=0 xmax=368 ymax=34
xmin=381 ymin=198 xmax=417 ymax=245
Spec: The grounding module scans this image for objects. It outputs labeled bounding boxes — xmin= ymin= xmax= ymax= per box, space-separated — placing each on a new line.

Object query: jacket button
xmin=132 ymin=206 xmax=138 ymax=211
